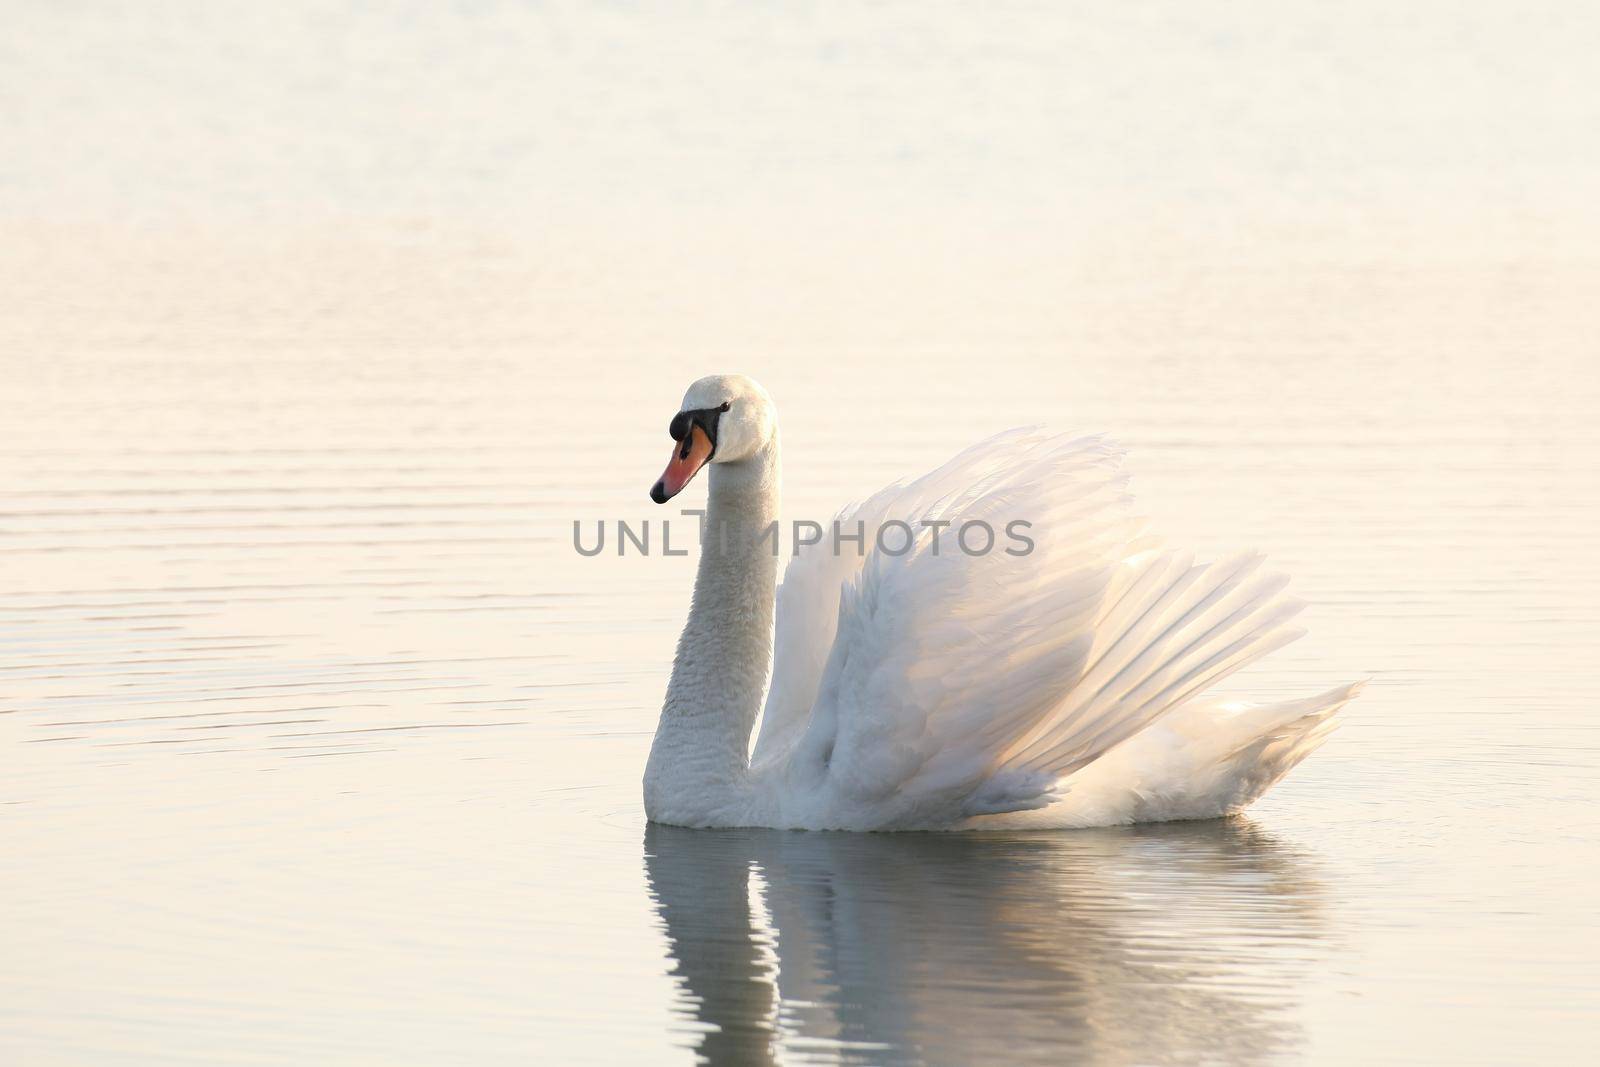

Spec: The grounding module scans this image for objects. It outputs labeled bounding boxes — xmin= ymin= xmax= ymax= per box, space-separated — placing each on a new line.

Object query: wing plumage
xmin=753 ymin=429 xmax=1117 ymax=765
xmin=752 ymin=429 xmax=1352 ymax=830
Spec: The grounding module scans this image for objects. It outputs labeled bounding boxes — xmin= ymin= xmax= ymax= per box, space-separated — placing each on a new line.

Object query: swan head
xmin=649 ymin=374 xmax=776 ymax=503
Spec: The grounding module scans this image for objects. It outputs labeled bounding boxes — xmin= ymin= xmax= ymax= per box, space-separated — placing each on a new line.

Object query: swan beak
xmin=650 ymin=424 xmax=714 ymax=503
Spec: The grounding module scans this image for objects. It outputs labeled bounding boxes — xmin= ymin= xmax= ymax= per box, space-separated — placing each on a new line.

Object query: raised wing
xmin=758 ymin=431 xmax=1310 ymax=829
xmin=751 ymin=429 xmax=1121 ymax=767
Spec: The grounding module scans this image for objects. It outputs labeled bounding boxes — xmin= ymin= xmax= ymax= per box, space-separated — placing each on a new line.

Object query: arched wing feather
xmin=752 ymin=429 xmax=1103 ymax=765
xmin=760 ymin=431 xmax=1312 ymax=828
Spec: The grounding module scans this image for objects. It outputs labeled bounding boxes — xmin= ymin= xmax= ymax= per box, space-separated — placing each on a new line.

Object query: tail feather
xmin=970 ymin=682 xmax=1366 ymax=828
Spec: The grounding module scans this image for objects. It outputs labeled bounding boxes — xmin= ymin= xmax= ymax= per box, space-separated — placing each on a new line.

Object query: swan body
xmin=644 ymin=374 xmax=1361 ymax=831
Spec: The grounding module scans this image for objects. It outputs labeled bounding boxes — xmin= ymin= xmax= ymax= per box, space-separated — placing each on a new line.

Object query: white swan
xmin=644 ymin=374 xmax=1361 ymax=831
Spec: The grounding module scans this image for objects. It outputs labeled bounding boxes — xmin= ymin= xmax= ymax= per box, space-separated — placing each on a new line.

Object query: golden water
xmin=4 ymin=3 xmax=1598 ymax=1063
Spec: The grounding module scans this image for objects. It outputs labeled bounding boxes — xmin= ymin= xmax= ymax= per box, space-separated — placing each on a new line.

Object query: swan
xmin=644 ymin=374 xmax=1361 ymax=831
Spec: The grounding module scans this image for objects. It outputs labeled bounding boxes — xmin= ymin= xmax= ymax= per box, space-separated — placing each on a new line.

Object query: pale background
xmin=3 ymin=2 xmax=1598 ymax=1064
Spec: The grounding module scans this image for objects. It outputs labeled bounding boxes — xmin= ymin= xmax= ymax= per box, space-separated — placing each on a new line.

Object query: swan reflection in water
xmin=645 ymin=818 xmax=1331 ymax=1066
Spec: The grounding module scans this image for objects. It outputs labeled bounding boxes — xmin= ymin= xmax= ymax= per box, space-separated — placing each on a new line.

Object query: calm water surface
xmin=4 ymin=3 xmax=1599 ymax=1064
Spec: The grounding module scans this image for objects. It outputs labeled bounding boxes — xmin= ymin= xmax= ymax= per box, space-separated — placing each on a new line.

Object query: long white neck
xmin=644 ymin=435 xmax=780 ymax=826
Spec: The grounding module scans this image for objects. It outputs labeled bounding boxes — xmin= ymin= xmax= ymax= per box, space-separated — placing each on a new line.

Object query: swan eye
xmin=719 ymin=401 xmax=731 ymax=412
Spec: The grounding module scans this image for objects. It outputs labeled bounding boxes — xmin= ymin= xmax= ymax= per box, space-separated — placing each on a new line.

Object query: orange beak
xmin=650 ymin=424 xmax=714 ymax=503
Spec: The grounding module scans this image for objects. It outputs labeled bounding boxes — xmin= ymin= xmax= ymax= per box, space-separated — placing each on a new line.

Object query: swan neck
xmin=645 ymin=437 xmax=780 ymax=824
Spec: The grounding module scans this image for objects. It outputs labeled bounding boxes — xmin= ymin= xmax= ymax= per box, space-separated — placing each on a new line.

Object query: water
xmin=4 ymin=3 xmax=1599 ymax=1063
